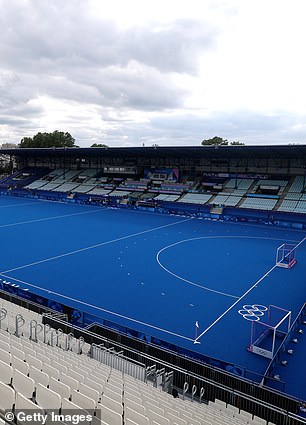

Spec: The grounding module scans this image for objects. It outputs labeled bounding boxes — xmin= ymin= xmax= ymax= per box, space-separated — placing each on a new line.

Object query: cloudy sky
xmin=0 ymin=0 xmax=306 ymax=147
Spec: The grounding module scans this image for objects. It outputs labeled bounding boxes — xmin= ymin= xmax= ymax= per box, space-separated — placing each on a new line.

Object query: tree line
xmin=201 ymin=136 xmax=244 ymax=146
xmin=19 ymin=131 xmax=76 ymax=148
xmin=15 ymin=131 xmax=245 ymax=148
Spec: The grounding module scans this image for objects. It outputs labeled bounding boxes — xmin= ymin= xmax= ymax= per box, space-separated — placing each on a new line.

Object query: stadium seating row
xmin=239 ymin=197 xmax=277 ymax=211
xmin=178 ymin=193 xmax=212 ymax=204
xmin=2 ymin=167 xmax=306 ymax=214
xmin=0 ymin=298 xmax=276 ymax=425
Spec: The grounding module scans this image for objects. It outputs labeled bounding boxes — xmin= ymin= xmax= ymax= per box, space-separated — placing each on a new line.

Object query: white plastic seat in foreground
xmin=49 ymin=376 xmax=71 ymax=400
xmin=124 ymin=391 xmax=143 ymax=405
xmin=61 ymin=397 xmax=84 ymax=411
xmin=99 ymin=405 xmax=122 ymax=425
xmin=143 ymin=399 xmax=164 ymax=414
xmin=12 ymin=368 xmax=35 ymax=399
xmin=71 ymin=389 xmax=96 ymax=410
xmin=15 ymin=392 xmax=44 ymax=413
xmin=84 ymin=377 xmax=103 ymax=396
xmin=108 ymin=376 xmax=123 ymax=389
xmin=237 ymin=409 xmax=253 ymax=422
xmin=99 ymin=394 xmax=123 ymax=415
xmin=103 ymin=385 xmax=122 ymax=403
xmin=41 ymin=363 xmax=60 ymax=380
xmin=147 ymin=409 xmax=170 ymax=425
xmin=0 ymin=340 xmax=10 ymax=352
xmin=68 ymin=368 xmax=86 ymax=382
xmin=0 ymin=358 xmax=13 ymax=384
xmin=212 ymin=398 xmax=227 ymax=411
xmin=160 ymin=404 xmax=177 ymax=417
xmin=78 ymin=382 xmax=100 ymax=404
xmin=224 ymin=404 xmax=240 ymax=417
xmin=10 ymin=345 xmax=25 ymax=361
xmin=125 ymin=407 xmax=149 ymax=425
xmin=124 ymin=398 xmax=146 ymax=416
xmin=26 ymin=353 xmax=42 ymax=370
xmin=165 ymin=412 xmax=187 ymax=425
xmin=51 ymin=359 xmax=67 ymax=374
xmin=11 ymin=355 xmax=29 ymax=376
xmin=0 ymin=381 xmax=15 ymax=413
xmin=36 ymin=383 xmax=61 ymax=413
xmin=10 ymin=333 xmax=26 ymax=347
xmin=0 ymin=330 xmax=10 ymax=342
xmin=252 ymin=416 xmax=267 ymax=425
xmin=183 ymin=416 xmax=201 ymax=425
xmin=89 ymin=371 xmax=107 ymax=387
xmin=62 ymin=399 xmax=102 ymax=424
xmin=29 ymin=365 xmax=49 ymax=387
xmin=35 ymin=352 xmax=51 ymax=365
xmin=60 ymin=372 xmax=79 ymax=392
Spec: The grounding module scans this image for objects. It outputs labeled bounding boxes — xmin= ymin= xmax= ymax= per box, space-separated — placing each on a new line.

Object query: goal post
xmin=276 ymin=243 xmax=297 ymax=269
xmin=247 ymin=305 xmax=291 ymax=359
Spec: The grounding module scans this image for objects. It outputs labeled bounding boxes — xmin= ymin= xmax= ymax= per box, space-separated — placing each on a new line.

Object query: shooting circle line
xmin=156 ymin=235 xmax=298 ymax=300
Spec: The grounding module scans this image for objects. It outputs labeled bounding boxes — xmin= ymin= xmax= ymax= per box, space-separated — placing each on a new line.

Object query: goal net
xmin=276 ymin=243 xmax=297 ymax=269
xmin=247 ymin=305 xmax=291 ymax=359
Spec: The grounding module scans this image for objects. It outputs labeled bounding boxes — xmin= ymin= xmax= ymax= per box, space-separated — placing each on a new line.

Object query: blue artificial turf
xmin=0 ymin=196 xmax=305 ymax=399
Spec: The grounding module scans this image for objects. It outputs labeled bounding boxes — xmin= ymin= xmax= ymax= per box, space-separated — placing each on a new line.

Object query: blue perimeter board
xmin=0 ymin=196 xmax=305 ymax=394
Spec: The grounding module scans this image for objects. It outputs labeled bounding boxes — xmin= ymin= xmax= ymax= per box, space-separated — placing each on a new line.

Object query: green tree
xmin=19 ymin=131 xmax=76 ymax=148
xmin=230 ymin=141 xmax=245 ymax=145
xmin=201 ymin=137 xmax=245 ymax=146
xmin=201 ymin=136 xmax=228 ymax=146
xmin=91 ymin=143 xmax=108 ymax=147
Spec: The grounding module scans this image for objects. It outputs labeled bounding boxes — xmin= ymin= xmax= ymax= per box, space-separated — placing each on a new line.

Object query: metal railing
xmin=42 ymin=312 xmax=306 ymax=425
xmin=91 ymin=343 xmax=146 ymax=381
xmin=1 ymin=289 xmax=306 ymax=424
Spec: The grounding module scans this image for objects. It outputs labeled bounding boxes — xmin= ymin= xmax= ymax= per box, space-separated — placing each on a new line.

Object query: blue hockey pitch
xmin=0 ymin=196 xmax=305 ymax=397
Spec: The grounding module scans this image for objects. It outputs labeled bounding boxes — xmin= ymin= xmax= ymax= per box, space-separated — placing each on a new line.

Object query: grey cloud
xmin=0 ymin=116 xmax=30 ymax=126
xmin=4 ymin=65 xmax=185 ymax=111
xmin=123 ymin=20 xmax=216 ymax=74
xmin=118 ymin=111 xmax=306 ymax=146
xmin=62 ymin=110 xmax=306 ymax=146
xmin=1 ymin=1 xmax=304 ymax=148
xmin=0 ymin=1 xmax=215 ymax=75
xmin=0 ymin=71 xmax=44 ymax=121
xmin=94 ymin=64 xmax=187 ymax=110
xmin=0 ymin=72 xmax=31 ymax=108
xmin=0 ymin=0 xmax=211 ymax=118
xmin=5 ymin=108 xmax=305 ymax=148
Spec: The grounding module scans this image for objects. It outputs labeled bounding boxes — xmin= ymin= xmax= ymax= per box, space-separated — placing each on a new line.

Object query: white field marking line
xmin=157 ymin=237 xmax=238 ymax=298
xmin=194 ymin=235 xmax=306 ymax=343
xmin=156 ymin=235 xmax=299 ymax=299
xmin=0 ymin=272 xmax=194 ymax=342
xmin=1 ymin=216 xmax=194 ymax=274
xmin=0 ymin=208 xmax=104 ymax=229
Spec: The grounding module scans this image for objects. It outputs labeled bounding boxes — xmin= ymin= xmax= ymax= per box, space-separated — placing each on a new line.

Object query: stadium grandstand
xmin=0 ymin=144 xmax=306 ymax=424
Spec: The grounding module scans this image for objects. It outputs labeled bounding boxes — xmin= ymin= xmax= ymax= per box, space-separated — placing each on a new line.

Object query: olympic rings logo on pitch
xmin=238 ymin=304 xmax=267 ymax=321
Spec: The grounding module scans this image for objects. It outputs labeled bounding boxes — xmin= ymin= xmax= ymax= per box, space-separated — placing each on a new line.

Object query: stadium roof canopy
xmin=1 ymin=145 xmax=306 ymax=160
